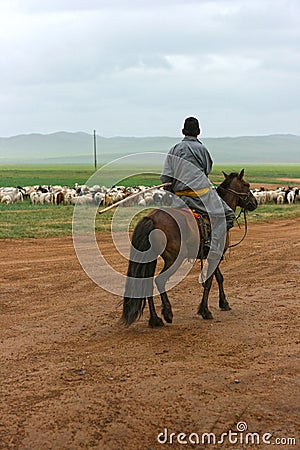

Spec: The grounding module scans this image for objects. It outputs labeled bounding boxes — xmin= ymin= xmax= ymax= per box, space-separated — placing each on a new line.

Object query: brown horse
xmin=122 ymin=170 xmax=257 ymax=327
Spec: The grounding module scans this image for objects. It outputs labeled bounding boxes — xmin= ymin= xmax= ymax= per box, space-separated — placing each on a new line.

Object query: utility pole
xmin=93 ymin=129 xmax=97 ymax=170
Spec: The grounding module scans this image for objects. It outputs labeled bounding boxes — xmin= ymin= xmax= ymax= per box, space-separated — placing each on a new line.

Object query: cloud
xmin=0 ymin=0 xmax=299 ymax=137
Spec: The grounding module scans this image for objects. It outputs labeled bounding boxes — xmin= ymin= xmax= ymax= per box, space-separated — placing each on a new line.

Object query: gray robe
xmin=160 ymin=136 xmax=212 ymax=193
xmin=160 ymin=136 xmax=235 ymax=260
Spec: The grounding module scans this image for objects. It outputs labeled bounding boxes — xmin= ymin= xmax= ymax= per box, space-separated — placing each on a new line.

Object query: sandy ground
xmin=0 ymin=219 xmax=299 ymax=449
xmin=275 ymin=178 xmax=300 ymax=183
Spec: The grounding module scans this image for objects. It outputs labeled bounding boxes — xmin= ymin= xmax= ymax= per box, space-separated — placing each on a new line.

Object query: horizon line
xmin=1 ymin=131 xmax=300 ymax=139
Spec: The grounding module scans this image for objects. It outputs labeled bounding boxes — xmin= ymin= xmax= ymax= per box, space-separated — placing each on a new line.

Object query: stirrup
xmin=203 ymin=238 xmax=211 ymax=248
xmin=195 ymin=214 xmax=211 ymax=240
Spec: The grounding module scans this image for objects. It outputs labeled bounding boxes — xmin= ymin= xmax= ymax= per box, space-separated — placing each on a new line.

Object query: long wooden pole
xmin=98 ymin=182 xmax=172 ymax=214
xmin=93 ymin=130 xmax=97 ymax=170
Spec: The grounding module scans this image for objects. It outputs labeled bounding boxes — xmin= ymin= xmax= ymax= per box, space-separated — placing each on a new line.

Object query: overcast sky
xmin=0 ymin=0 xmax=299 ymax=138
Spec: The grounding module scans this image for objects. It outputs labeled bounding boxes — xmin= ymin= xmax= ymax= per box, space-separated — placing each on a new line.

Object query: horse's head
xmin=217 ymin=169 xmax=258 ymax=212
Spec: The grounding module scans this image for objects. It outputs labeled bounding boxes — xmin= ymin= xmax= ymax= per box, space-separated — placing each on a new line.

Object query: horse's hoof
xmin=149 ymin=317 xmax=164 ymax=328
xmin=164 ymin=315 xmax=173 ymax=324
xmin=162 ymin=308 xmax=173 ymax=324
xmin=220 ymin=302 xmax=231 ymax=311
xmin=201 ymin=311 xmax=214 ymax=320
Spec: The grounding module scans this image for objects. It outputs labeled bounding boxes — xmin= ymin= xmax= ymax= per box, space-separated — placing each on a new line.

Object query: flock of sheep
xmin=252 ymin=186 xmax=300 ymax=205
xmin=0 ymin=184 xmax=173 ymax=207
xmin=0 ymin=184 xmax=299 ymax=207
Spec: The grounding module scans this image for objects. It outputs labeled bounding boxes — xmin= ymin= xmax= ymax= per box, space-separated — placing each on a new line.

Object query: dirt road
xmin=0 ymin=219 xmax=299 ymax=449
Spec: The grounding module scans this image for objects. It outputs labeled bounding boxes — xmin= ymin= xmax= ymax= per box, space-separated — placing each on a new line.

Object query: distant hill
xmin=0 ymin=132 xmax=299 ymax=164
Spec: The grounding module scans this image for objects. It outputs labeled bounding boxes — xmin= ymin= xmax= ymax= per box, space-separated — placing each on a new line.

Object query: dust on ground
xmin=275 ymin=178 xmax=300 ymax=183
xmin=0 ymin=219 xmax=299 ymax=449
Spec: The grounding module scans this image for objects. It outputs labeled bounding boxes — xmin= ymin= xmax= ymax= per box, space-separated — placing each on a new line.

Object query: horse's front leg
xmin=198 ymin=274 xmax=214 ymax=319
xmin=215 ymin=266 xmax=231 ymax=311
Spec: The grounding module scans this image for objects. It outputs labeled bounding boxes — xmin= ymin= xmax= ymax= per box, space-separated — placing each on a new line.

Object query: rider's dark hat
xmin=183 ymin=117 xmax=200 ymax=136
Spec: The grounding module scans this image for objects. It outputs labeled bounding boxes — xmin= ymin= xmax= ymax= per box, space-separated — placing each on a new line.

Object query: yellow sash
xmin=175 ymin=187 xmax=210 ymax=197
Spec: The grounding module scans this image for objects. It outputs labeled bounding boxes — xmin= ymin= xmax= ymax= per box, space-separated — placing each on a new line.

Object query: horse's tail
xmin=121 ymin=216 xmax=157 ymax=326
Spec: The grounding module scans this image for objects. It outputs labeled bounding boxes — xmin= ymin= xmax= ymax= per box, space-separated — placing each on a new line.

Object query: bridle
xmin=218 ymin=186 xmax=253 ymax=206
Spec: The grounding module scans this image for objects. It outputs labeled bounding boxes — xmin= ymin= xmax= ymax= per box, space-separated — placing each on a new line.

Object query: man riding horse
xmin=160 ymin=117 xmax=236 ymax=260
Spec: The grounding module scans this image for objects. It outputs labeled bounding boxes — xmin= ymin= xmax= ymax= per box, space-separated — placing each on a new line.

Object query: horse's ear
xmin=222 ymin=171 xmax=228 ymax=178
xmin=238 ymin=169 xmax=245 ymax=180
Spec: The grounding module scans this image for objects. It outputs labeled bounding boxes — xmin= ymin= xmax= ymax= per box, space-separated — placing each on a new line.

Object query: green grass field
xmin=0 ymin=164 xmax=299 ymax=239
xmin=0 ymin=165 xmax=94 ymax=187
xmin=213 ymin=164 xmax=300 ymax=185
xmin=1 ymin=163 xmax=300 ymax=187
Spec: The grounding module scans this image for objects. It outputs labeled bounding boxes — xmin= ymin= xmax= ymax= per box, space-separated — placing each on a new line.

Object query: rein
xmin=217 ymin=185 xmax=250 ymax=249
xmin=228 ymin=208 xmax=248 ymax=248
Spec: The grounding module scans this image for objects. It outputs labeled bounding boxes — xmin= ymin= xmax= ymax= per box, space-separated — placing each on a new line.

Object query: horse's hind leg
xmin=198 ymin=274 xmax=214 ymax=319
xmin=215 ymin=266 xmax=231 ymax=311
xmin=148 ymin=296 xmax=164 ymax=328
xmin=160 ymin=292 xmax=173 ymax=324
xmin=155 ymin=256 xmax=183 ymax=324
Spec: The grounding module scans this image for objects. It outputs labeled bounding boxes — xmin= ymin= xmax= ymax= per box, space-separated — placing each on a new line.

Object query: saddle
xmin=182 ymin=208 xmax=211 ymax=259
